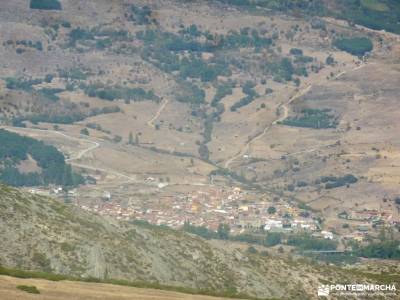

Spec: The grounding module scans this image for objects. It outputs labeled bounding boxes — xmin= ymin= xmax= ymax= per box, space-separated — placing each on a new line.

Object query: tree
xmin=198 ymin=144 xmax=209 ymax=161
xmin=113 ymin=135 xmax=122 ymax=143
xmin=217 ymin=223 xmax=230 ymax=240
xmin=247 ymin=246 xmax=258 ymax=254
xmin=325 ymin=55 xmax=335 ymax=66
xmin=267 ymin=206 xmax=276 ymax=215
xmin=128 ymin=132 xmax=134 ymax=145
xmin=80 ymin=128 xmax=89 ymax=136
xmin=44 ymin=74 xmax=54 ymax=83
xmin=135 ymin=134 xmax=140 ymax=145
xmin=265 ymin=232 xmax=281 ymax=247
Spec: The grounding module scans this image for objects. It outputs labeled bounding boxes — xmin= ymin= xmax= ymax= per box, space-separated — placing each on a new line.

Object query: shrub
xmin=326 ymin=55 xmax=335 ymax=66
xmin=247 ymin=246 xmax=258 ymax=254
xmin=289 ymin=48 xmax=303 ymax=56
xmin=80 ymin=128 xmax=89 ymax=136
xmin=265 ymin=232 xmax=282 ymax=247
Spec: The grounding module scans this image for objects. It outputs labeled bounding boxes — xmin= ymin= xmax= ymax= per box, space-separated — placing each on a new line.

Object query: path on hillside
xmin=147 ymin=99 xmax=169 ymax=128
xmin=223 ymin=62 xmax=369 ymax=169
xmin=224 ymin=85 xmax=312 ymax=168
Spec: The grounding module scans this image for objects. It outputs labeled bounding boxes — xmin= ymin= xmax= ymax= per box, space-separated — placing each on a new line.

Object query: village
xmin=25 ymin=183 xmax=400 ymax=245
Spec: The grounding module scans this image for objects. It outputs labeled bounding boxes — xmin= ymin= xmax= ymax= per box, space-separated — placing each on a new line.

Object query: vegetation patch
xmin=38 ymin=88 xmax=64 ymax=102
xmin=318 ymin=174 xmax=358 ymax=189
xmin=334 ymin=37 xmax=373 ymax=56
xmin=287 ymin=234 xmax=337 ymax=251
xmin=30 ymin=0 xmax=61 ymax=10
xmin=356 ymin=240 xmax=400 ymax=259
xmin=265 ymin=57 xmax=308 ymax=83
xmin=305 ymin=252 xmax=359 ymax=265
xmin=16 ymin=285 xmax=40 ymax=294
xmin=230 ymin=81 xmax=258 ymax=111
xmin=211 ymin=82 xmax=234 ymax=107
xmin=280 ymin=108 xmax=338 ymax=129
xmin=5 ymin=77 xmax=43 ymax=91
xmin=129 ymin=5 xmax=154 ymax=25
xmin=83 ymin=84 xmax=159 ymax=102
xmin=175 ymin=82 xmax=205 ymax=105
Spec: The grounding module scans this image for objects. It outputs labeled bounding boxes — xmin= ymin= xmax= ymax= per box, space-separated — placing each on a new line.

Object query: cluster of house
xmin=75 ymin=186 xmax=321 ymax=236
xmin=337 ymin=208 xmax=398 ymax=239
xmin=262 ymin=218 xmax=318 ymax=232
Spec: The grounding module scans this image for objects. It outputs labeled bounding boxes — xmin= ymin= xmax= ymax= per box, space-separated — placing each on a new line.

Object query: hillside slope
xmin=0 ymin=184 xmax=386 ymax=299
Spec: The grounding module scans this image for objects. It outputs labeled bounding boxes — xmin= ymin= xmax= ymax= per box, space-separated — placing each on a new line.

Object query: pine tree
xmin=128 ymin=131 xmax=134 ymax=145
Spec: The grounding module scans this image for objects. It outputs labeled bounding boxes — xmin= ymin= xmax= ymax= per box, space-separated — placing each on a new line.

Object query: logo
xmin=318 ymin=285 xmax=330 ymax=296
xmin=317 ymin=284 xmax=397 ymax=297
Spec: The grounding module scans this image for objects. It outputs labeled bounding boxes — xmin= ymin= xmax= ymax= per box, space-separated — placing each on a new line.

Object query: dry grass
xmin=0 ymin=275 xmax=238 ymax=300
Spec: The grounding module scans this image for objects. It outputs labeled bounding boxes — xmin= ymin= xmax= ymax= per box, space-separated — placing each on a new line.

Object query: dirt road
xmin=147 ymin=99 xmax=169 ymax=128
xmin=223 ymin=62 xmax=369 ymax=169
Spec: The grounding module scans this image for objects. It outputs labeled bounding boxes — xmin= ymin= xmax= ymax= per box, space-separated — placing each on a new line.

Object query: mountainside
xmin=0 ymin=184 xmax=393 ymax=300
xmin=0 ymin=1 xmax=400 ymax=299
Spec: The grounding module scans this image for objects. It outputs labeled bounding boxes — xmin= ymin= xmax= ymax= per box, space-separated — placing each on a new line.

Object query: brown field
xmin=0 ymin=276 xmax=237 ymax=300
